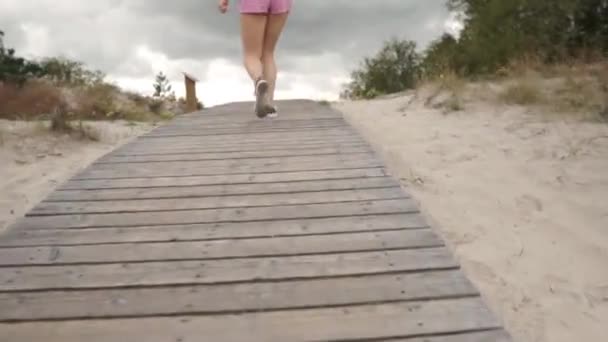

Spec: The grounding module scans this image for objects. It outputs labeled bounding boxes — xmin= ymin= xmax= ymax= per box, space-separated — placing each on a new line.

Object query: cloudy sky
xmin=1 ymin=0 xmax=459 ymax=106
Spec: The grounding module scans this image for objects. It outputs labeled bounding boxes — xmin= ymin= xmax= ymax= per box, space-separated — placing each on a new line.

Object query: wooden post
xmin=183 ymin=72 xmax=199 ymax=113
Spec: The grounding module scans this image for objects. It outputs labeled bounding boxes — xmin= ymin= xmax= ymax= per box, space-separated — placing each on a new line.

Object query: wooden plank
xmin=134 ymin=125 xmax=352 ymax=135
xmin=29 ymin=188 xmax=406 ymax=216
xmin=154 ymin=118 xmax=344 ymax=126
xmin=45 ymin=177 xmax=399 ymax=202
xmin=119 ymin=134 xmax=364 ymax=149
xmin=111 ymin=141 xmax=369 ymax=157
xmin=118 ymin=135 xmax=364 ymax=149
xmin=0 ymin=298 xmax=502 ymax=342
xmin=0 ymin=214 xmax=428 ymax=247
xmin=0 ymin=270 xmax=477 ymax=322
xmin=16 ymin=199 xmax=418 ymax=230
xmin=135 ymin=128 xmax=357 ymax=141
xmin=96 ymin=146 xmax=372 ymax=163
xmin=59 ymin=168 xmax=387 ymax=190
xmin=150 ymin=117 xmax=345 ymax=127
xmin=169 ymin=113 xmax=341 ymax=122
xmin=74 ymin=156 xmax=383 ymax=180
xmin=0 ymin=248 xmax=457 ymax=291
xmin=116 ymin=140 xmax=367 ymax=156
xmin=87 ymin=153 xmax=378 ymax=171
xmin=150 ymin=119 xmax=346 ymax=128
xmin=142 ymin=124 xmax=350 ymax=137
xmin=0 ymin=230 xmax=442 ymax=266
xmin=388 ymin=330 xmax=512 ymax=342
xmin=113 ymin=140 xmax=367 ymax=155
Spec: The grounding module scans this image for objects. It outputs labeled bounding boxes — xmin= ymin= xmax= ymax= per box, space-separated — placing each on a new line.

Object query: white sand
xmin=0 ymin=120 xmax=155 ymax=233
xmin=334 ymin=91 xmax=608 ymax=342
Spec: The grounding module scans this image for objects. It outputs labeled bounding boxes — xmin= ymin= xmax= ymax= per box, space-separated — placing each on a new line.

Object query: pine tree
xmin=153 ymin=71 xmax=173 ymax=98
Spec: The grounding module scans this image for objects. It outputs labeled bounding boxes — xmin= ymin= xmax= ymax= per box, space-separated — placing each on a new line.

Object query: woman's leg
xmin=262 ymin=1 xmax=291 ymax=106
xmin=262 ymin=11 xmax=289 ymax=104
xmin=240 ymin=14 xmax=267 ymax=85
xmin=240 ymin=12 xmax=272 ymax=116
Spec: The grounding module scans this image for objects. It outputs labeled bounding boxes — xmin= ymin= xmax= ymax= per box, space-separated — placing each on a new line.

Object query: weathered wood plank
xmin=74 ymin=156 xmax=383 ymax=180
xmin=46 ymin=177 xmax=398 ymax=202
xmin=0 ymin=298 xmax=502 ymax=342
xmin=96 ymin=146 xmax=372 ymax=163
xmin=121 ymin=140 xmax=363 ymax=153
xmin=118 ymin=134 xmax=364 ymax=150
xmin=59 ymin=168 xmax=387 ymax=190
xmin=151 ymin=118 xmax=346 ymax=127
xmin=113 ymin=140 xmax=367 ymax=155
xmin=148 ymin=121 xmax=346 ymax=134
xmin=142 ymin=124 xmax=351 ymax=137
xmin=0 ymin=270 xmax=476 ymax=322
xmin=88 ymin=153 xmax=379 ymax=171
xmin=0 ymin=230 xmax=442 ymax=266
xmin=133 ymin=127 xmax=357 ymax=141
xmin=0 ymin=248 xmax=457 ymax=291
xmin=0 ymin=214 xmax=428 ymax=247
xmin=16 ymin=199 xmax=417 ymax=229
xmin=387 ymin=330 xmax=512 ymax=342
xmin=30 ymin=188 xmax=405 ymax=216
xmin=152 ymin=118 xmax=344 ymax=126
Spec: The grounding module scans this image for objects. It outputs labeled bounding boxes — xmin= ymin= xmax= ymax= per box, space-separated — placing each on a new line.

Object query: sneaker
xmin=266 ymin=104 xmax=278 ymax=118
xmin=254 ymin=78 xmax=269 ymax=118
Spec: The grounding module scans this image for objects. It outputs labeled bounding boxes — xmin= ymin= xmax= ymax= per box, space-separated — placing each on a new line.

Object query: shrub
xmin=500 ymin=78 xmax=544 ymax=105
xmin=0 ymin=80 xmax=63 ymax=119
xmin=341 ymin=38 xmax=421 ymax=99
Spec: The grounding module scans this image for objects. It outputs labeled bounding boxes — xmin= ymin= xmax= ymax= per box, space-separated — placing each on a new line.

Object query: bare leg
xmin=240 ymin=13 xmax=271 ymax=116
xmin=240 ymin=14 xmax=267 ymax=84
xmin=262 ymin=12 xmax=289 ymax=104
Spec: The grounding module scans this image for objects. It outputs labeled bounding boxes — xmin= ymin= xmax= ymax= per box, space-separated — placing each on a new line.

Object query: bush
xmin=0 ymin=80 xmax=64 ymax=119
xmin=0 ymin=31 xmax=44 ymax=86
xmin=341 ymin=0 xmax=608 ymax=98
xmin=341 ymin=38 xmax=421 ymax=99
xmin=72 ymin=83 xmax=119 ymax=119
xmin=500 ymin=78 xmax=544 ymax=105
xmin=39 ymin=57 xmax=105 ymax=87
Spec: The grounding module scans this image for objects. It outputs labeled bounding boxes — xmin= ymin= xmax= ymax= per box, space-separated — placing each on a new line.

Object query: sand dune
xmin=335 ymin=91 xmax=608 ymax=342
xmin=0 ymin=120 xmax=155 ymax=233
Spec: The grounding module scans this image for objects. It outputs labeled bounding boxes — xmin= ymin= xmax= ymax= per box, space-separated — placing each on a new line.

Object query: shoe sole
xmin=255 ymin=81 xmax=269 ymax=118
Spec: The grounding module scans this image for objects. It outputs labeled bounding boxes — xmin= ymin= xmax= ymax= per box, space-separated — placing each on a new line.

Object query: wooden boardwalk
xmin=0 ymin=100 xmax=512 ymax=341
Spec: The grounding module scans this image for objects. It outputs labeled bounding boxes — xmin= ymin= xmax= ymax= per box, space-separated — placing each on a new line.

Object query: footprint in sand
xmin=516 ymin=194 xmax=544 ymax=215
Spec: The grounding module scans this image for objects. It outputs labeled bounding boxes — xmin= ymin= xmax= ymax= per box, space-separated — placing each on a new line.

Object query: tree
xmin=0 ymin=30 xmax=44 ymax=86
xmin=342 ymin=38 xmax=421 ymax=99
xmin=39 ymin=57 xmax=105 ymax=87
xmin=152 ymin=71 xmax=173 ymax=98
xmin=443 ymin=0 xmax=607 ymax=73
xmin=421 ymin=33 xmax=461 ymax=78
xmin=344 ymin=0 xmax=608 ymax=98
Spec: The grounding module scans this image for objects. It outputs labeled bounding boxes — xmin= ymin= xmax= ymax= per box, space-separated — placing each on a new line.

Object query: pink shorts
xmin=239 ymin=0 xmax=292 ymax=14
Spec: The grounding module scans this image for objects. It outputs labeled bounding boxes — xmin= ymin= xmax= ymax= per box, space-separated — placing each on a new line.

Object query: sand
xmin=0 ymin=120 xmax=155 ymax=233
xmin=334 ymin=90 xmax=608 ymax=342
